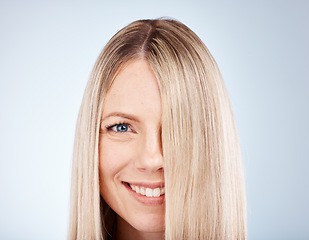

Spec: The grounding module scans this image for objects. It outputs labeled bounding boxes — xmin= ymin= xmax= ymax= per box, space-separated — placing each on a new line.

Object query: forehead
xmin=103 ymin=59 xmax=161 ymax=116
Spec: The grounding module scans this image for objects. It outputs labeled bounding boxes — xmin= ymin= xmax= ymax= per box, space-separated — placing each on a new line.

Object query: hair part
xmin=68 ymin=18 xmax=247 ymax=239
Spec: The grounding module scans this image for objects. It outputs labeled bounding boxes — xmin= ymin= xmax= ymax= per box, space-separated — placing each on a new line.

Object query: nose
xmin=135 ymin=129 xmax=163 ymax=173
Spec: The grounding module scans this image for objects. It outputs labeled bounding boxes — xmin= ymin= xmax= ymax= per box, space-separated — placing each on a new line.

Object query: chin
xmin=132 ymin=219 xmax=165 ymax=233
xmin=122 ymin=212 xmax=165 ymax=233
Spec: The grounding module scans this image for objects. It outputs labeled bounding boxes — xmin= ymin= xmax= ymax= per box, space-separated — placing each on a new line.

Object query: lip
xmin=126 ymin=181 xmax=165 ymax=188
xmin=122 ymin=181 xmax=165 ymax=205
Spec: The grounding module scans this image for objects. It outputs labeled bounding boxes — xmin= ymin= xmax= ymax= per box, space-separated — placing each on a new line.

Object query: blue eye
xmin=109 ymin=123 xmax=131 ymax=133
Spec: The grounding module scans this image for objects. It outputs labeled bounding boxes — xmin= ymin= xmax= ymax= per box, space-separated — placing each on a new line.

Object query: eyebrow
xmin=101 ymin=112 xmax=140 ymax=122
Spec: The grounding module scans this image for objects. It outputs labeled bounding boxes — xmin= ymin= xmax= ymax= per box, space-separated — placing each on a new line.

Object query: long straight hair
xmin=68 ymin=18 xmax=247 ymax=239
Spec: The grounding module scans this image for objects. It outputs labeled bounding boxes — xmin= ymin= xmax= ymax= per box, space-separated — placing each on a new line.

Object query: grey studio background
xmin=0 ymin=1 xmax=308 ymax=239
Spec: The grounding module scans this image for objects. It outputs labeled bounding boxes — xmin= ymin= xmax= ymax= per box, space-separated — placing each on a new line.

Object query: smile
xmin=129 ymin=184 xmax=165 ymax=197
xmin=122 ymin=181 xmax=165 ymax=205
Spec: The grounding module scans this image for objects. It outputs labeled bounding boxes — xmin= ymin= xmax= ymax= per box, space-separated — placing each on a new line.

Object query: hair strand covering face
xmin=68 ymin=18 xmax=247 ymax=240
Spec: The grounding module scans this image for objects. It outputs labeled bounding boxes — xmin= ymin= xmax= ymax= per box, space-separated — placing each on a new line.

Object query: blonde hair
xmin=68 ymin=18 xmax=247 ymax=239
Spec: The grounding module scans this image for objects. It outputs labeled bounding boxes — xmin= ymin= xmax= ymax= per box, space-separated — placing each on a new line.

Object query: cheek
xmin=99 ymin=138 xmax=136 ymax=182
xmin=99 ymin=139 xmax=121 ymax=180
xmin=98 ymin=137 xmax=136 ymax=205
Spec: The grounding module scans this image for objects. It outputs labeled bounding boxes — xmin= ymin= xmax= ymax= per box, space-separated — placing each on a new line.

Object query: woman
xmin=68 ymin=18 xmax=247 ymax=239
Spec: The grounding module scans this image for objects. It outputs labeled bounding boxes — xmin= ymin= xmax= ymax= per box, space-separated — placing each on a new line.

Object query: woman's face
xmin=99 ymin=59 xmax=165 ymax=234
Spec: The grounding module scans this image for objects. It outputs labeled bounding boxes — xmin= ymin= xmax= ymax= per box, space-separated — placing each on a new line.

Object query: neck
xmin=114 ymin=216 xmax=164 ymax=240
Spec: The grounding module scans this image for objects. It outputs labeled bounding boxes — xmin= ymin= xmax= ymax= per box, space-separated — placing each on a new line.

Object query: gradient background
xmin=0 ymin=0 xmax=308 ymax=239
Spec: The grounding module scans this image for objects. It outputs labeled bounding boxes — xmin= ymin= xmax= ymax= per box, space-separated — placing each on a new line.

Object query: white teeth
xmin=146 ymin=188 xmax=152 ymax=197
xmin=129 ymin=184 xmax=165 ymax=197
xmin=153 ymin=188 xmax=160 ymax=197
xmin=140 ymin=187 xmax=145 ymax=195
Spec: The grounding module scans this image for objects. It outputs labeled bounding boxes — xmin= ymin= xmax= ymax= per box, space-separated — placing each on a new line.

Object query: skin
xmin=99 ymin=59 xmax=165 ymax=240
